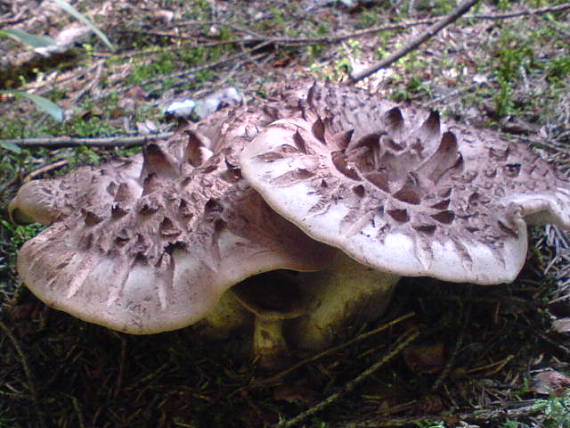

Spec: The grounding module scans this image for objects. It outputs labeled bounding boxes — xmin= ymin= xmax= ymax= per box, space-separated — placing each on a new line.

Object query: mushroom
xmin=8 ymin=102 xmax=336 ymax=367
xmin=240 ymin=81 xmax=570 ymax=349
xmin=9 ymin=81 xmax=570 ymax=365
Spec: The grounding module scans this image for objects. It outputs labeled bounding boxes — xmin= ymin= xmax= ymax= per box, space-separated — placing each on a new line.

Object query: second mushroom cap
xmin=240 ymin=82 xmax=570 ymax=285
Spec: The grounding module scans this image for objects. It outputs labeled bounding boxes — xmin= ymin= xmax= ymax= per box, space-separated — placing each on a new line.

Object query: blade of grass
xmin=1 ymin=29 xmax=55 ymax=49
xmin=51 ymin=0 xmax=114 ymax=51
xmin=1 ymin=142 xmax=23 ymax=154
xmin=3 ymin=91 xmax=64 ymax=121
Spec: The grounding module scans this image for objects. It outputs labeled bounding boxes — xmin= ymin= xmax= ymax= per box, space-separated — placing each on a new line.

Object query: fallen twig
xmin=132 ymin=40 xmax=273 ymax=88
xmin=432 ymin=299 xmax=471 ymax=390
xmin=461 ymin=354 xmax=515 ymax=377
xmin=70 ymin=395 xmax=86 ymax=428
xmin=340 ymin=400 xmax=549 ymax=427
xmin=260 ymin=312 xmax=415 ymax=387
xmin=279 ymin=328 xmax=420 ymax=428
xmin=351 ymin=0 xmax=480 ymax=82
xmin=24 ymin=159 xmax=69 ymax=181
xmin=225 ymin=312 xmax=416 ymax=402
xmin=528 ymin=326 xmax=570 ymax=357
xmin=115 ymin=3 xmax=570 ymax=51
xmin=0 ymin=132 xmax=173 ymax=148
xmin=466 ymin=2 xmax=570 ymax=20
xmin=113 ymin=334 xmax=127 ymax=399
xmin=8 ymin=2 xmax=569 ymax=102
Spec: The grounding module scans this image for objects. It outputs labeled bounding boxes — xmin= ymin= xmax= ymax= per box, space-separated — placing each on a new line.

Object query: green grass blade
xmin=0 ymin=143 xmax=23 ymax=154
xmin=4 ymin=91 xmax=64 ymax=121
xmin=51 ymin=0 xmax=114 ymax=51
xmin=1 ymin=29 xmax=56 ymax=48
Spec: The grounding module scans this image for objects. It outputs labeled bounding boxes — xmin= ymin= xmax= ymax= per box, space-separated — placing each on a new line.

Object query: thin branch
xmin=462 ymin=354 xmax=515 ymax=376
xmin=351 ymin=0 xmax=480 ymax=82
xmin=70 ymin=396 xmax=86 ymax=428
xmin=0 ymin=132 xmax=173 ymax=148
xmin=528 ymin=325 xmax=570 ymax=357
xmin=116 ymin=3 xmax=570 ymax=50
xmin=344 ymin=399 xmax=556 ymax=427
xmin=467 ymin=2 xmax=570 ymax=19
xmin=25 ymin=159 xmax=69 ymax=181
xmin=113 ymin=335 xmax=127 ymax=399
xmin=279 ymin=328 xmax=420 ymax=428
xmin=282 ymin=2 xmax=570 ymax=44
xmin=261 ymin=312 xmax=415 ymax=386
xmin=134 ymin=40 xmax=273 ymax=88
xmin=226 ymin=313 xmax=416 ymax=401
xmin=432 ymin=300 xmax=471 ymax=390
xmin=10 ymin=2 xmax=569 ymax=100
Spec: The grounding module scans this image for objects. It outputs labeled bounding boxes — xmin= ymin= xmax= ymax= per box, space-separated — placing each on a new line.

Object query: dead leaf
xmin=531 ymin=370 xmax=570 ymax=396
xmin=154 ymin=10 xmax=174 ymax=24
xmin=416 ymin=394 xmax=444 ymax=413
xmin=9 ymin=303 xmax=37 ymax=321
xmin=273 ymin=385 xmax=316 ymax=405
xmin=403 ymin=342 xmax=446 ymax=374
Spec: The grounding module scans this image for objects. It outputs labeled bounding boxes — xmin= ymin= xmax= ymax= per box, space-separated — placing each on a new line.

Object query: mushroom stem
xmin=252 ymin=317 xmax=290 ymax=369
xmin=231 ymin=279 xmax=308 ymax=369
xmin=195 ymin=289 xmax=293 ymax=368
xmin=290 ymin=251 xmax=400 ymax=351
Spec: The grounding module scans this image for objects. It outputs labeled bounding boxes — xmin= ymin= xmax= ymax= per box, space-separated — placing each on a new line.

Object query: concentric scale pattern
xmin=241 ymin=83 xmax=570 ymax=284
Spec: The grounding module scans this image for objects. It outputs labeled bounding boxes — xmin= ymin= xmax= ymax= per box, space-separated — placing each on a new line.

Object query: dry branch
xmin=249 ymin=312 xmax=416 ymax=389
xmin=115 ymin=3 xmax=570 ymax=49
xmin=0 ymin=132 xmax=173 ymax=148
xmin=350 ymin=0 xmax=480 ymax=82
xmin=280 ymin=329 xmax=420 ymax=428
xmin=343 ymin=399 xmax=554 ymax=427
xmin=132 ymin=41 xmax=273 ymax=88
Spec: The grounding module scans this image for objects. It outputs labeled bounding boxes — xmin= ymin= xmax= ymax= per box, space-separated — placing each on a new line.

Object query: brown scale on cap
xmin=241 ymin=82 xmax=570 ymax=284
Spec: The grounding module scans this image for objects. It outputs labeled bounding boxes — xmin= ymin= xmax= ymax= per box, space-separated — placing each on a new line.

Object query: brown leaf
xmin=403 ymin=342 xmax=446 ymax=374
xmin=531 ymin=370 xmax=570 ymax=396
xmin=9 ymin=303 xmax=43 ymax=322
xmin=272 ymin=385 xmax=316 ymax=405
xmin=416 ymin=394 xmax=444 ymax=413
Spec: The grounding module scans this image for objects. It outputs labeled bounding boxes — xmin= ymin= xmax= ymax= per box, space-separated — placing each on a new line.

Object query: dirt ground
xmin=0 ymin=1 xmax=569 ymax=427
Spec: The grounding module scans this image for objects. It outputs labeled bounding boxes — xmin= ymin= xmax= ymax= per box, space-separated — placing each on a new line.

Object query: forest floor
xmin=0 ymin=0 xmax=569 ymax=427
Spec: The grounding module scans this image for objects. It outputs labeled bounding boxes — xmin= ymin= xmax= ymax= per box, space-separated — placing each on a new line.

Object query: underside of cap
xmin=240 ymin=82 xmax=570 ymax=285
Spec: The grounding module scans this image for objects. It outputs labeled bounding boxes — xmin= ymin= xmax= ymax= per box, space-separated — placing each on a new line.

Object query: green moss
xmin=546 ymin=54 xmax=570 ymax=83
xmin=129 ymin=52 xmax=176 ymax=84
xmin=0 ymin=220 xmax=44 ymax=284
xmin=490 ymin=27 xmax=536 ymax=116
xmin=393 ymin=75 xmax=433 ymax=101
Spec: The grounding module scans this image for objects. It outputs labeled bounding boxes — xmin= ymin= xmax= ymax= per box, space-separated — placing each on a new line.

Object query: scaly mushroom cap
xmin=241 ymin=82 xmax=570 ymax=284
xmin=13 ymin=104 xmax=333 ymax=334
xmin=8 ymin=157 xmax=143 ymax=225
